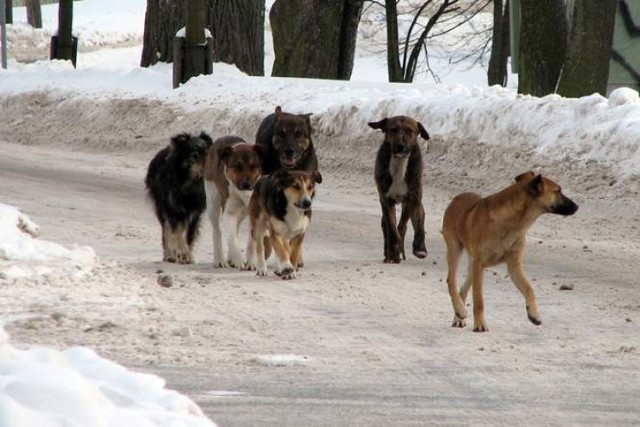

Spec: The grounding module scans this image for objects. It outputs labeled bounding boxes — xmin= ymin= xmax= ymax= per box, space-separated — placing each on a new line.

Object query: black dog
xmin=255 ymin=106 xmax=318 ymax=174
xmin=369 ymin=116 xmax=430 ymax=263
xmin=145 ymin=132 xmax=213 ymax=263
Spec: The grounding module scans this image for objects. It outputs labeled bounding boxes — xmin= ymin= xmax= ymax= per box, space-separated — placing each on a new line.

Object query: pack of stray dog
xmin=145 ymin=106 xmax=579 ymax=332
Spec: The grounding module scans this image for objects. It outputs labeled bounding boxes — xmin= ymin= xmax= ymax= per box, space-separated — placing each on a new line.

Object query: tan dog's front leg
xmin=289 ymin=234 xmax=305 ymax=271
xmin=471 ymin=260 xmax=488 ymax=332
xmin=506 ymin=254 xmax=542 ymax=326
xmin=271 ymin=234 xmax=295 ymax=280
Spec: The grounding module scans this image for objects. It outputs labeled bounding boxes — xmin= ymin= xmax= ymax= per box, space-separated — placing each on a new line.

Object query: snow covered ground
xmin=1 ymin=1 xmax=640 ymax=426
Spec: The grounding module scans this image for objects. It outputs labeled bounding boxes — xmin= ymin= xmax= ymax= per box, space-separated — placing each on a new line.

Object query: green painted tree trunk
xmin=556 ymin=0 xmax=617 ymax=98
xmin=517 ymin=0 xmax=567 ymax=96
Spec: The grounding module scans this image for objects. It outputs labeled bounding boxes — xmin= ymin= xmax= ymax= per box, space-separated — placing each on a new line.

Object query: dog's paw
xmin=256 ymin=268 xmax=268 ymax=277
xmin=213 ymin=260 xmax=229 ymax=268
xmin=383 ymin=256 xmax=401 ymax=264
xmin=527 ymin=306 xmax=542 ymax=326
xmin=173 ymin=248 xmax=192 ymax=264
xmin=413 ymin=249 xmax=428 ymax=259
xmin=451 ymin=315 xmax=466 ymax=328
xmin=472 ymin=321 xmax=489 ymax=333
xmin=280 ymin=266 xmax=296 ymax=280
xmin=228 ymin=251 xmax=245 ymax=270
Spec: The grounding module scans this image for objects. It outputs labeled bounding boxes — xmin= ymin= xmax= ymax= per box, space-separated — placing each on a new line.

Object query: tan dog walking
xmin=442 ymin=172 xmax=578 ymax=332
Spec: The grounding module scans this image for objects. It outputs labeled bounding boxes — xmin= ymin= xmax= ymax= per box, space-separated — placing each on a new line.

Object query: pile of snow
xmin=0 ymin=203 xmax=96 ymax=280
xmin=0 ymin=328 xmax=216 ymax=427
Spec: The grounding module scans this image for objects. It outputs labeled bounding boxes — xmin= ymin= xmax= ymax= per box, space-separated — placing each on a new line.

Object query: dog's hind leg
xmin=381 ymin=202 xmax=401 ymax=263
xmin=186 ymin=214 xmax=201 ymax=261
xmin=470 ymin=260 xmax=488 ymax=332
xmin=162 ymin=219 xmax=176 ymax=262
xmin=173 ymin=223 xmax=192 ymax=264
xmin=225 ymin=206 xmax=246 ymax=269
xmin=445 ymin=235 xmax=467 ymax=327
xmin=205 ymin=181 xmax=227 ymax=268
xmin=506 ymin=251 xmax=542 ymax=326
xmin=397 ymin=208 xmax=410 ymax=261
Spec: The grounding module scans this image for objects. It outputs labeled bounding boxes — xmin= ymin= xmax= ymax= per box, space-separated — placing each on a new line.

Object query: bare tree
xmin=368 ymin=0 xmax=491 ymax=83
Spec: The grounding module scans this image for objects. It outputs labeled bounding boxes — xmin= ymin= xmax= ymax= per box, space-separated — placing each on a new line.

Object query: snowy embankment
xmin=0 ymin=205 xmax=216 ymax=427
xmin=2 ymin=59 xmax=639 ymax=181
xmin=0 ymin=327 xmax=216 ymax=427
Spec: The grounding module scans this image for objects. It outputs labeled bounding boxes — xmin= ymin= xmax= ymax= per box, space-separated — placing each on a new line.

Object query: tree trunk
xmin=338 ymin=0 xmax=364 ymax=80
xmin=488 ymin=0 xmax=510 ymax=87
xmin=556 ymin=0 xmax=617 ymax=98
xmin=141 ymin=0 xmax=184 ymax=67
xmin=5 ymin=0 xmax=12 ymax=25
xmin=270 ymin=0 xmax=363 ymax=80
xmin=26 ymin=0 xmax=42 ymax=29
xmin=55 ymin=0 xmax=73 ymax=60
xmin=209 ymin=0 xmax=264 ymax=76
xmin=385 ymin=0 xmax=403 ymax=82
xmin=518 ymin=0 xmax=567 ymax=96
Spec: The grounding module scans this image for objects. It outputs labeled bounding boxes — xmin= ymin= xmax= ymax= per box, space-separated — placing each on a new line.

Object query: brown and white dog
xmin=369 ymin=116 xmax=430 ymax=263
xmin=204 ymin=136 xmax=265 ymax=268
xmin=247 ymin=169 xmax=322 ymax=279
xmin=442 ymin=171 xmax=579 ymax=332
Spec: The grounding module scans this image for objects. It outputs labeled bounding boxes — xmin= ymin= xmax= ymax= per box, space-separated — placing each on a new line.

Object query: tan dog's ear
xmin=417 ymin=122 xmax=430 ymax=140
xmin=368 ymin=118 xmax=388 ymax=131
xmin=312 ymin=170 xmax=323 ymax=184
xmin=526 ymin=174 xmax=544 ymax=197
xmin=219 ymin=146 xmax=234 ymax=160
xmin=515 ymin=171 xmax=536 ymax=182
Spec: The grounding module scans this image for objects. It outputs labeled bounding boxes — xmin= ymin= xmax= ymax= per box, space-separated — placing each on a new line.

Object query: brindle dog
xmin=369 ymin=116 xmax=430 ymax=263
xmin=255 ymin=106 xmax=318 ymax=174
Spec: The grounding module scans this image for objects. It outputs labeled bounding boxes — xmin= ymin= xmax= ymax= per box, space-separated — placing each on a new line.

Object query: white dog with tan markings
xmin=204 ymin=136 xmax=265 ymax=268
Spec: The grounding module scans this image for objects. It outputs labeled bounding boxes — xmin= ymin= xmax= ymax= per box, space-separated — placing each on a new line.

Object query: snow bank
xmin=0 ymin=328 xmax=216 ymax=427
xmin=0 ymin=204 xmax=96 ymax=280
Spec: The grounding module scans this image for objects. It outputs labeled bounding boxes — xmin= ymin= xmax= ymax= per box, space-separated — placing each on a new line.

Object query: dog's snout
xmin=240 ymin=178 xmax=252 ymax=191
xmin=552 ymin=195 xmax=579 ymax=216
xmin=283 ymin=147 xmax=295 ymax=157
xmin=299 ymin=197 xmax=312 ymax=210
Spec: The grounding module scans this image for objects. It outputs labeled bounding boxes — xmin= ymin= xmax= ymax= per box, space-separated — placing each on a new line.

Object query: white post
xmin=0 ymin=0 xmax=7 ymax=69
